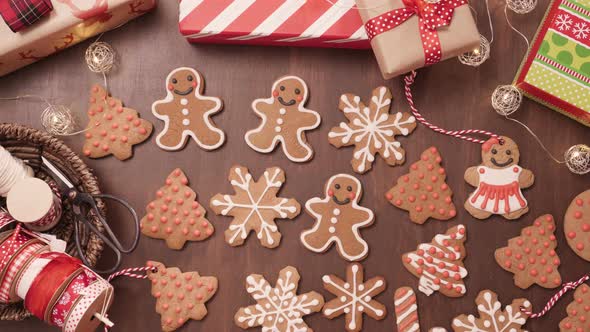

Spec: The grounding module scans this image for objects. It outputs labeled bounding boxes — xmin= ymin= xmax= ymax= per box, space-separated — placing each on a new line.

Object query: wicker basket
xmin=0 ymin=123 xmax=105 ymax=321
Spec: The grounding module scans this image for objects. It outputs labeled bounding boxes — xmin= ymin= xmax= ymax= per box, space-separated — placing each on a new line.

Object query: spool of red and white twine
xmin=5 ymin=178 xmax=63 ymax=232
xmin=0 ymin=227 xmax=114 ymax=332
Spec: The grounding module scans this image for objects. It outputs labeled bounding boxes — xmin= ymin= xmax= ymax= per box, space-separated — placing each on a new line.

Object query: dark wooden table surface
xmin=1 ymin=0 xmax=589 ymax=331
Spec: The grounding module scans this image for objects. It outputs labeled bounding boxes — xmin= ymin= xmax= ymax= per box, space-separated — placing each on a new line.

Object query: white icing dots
xmin=333 ymin=208 xmax=341 ymax=216
xmin=329 ymin=227 xmax=336 ymax=234
xmin=180 ymin=98 xmax=188 ymax=105
xmin=277 ymin=118 xmax=284 ymax=125
xmin=182 ymin=108 xmax=189 ymax=115
xmin=330 ymin=217 xmax=338 ymax=224
xmin=279 ymin=108 xmax=286 ymax=115
xmin=182 ymin=119 xmax=190 ymax=126
xmin=274 ymin=126 xmax=281 ymax=133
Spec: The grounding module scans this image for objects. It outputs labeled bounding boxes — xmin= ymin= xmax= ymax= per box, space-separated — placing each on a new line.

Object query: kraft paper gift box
xmin=355 ymin=0 xmax=481 ymax=79
xmin=178 ymin=0 xmax=370 ymax=49
xmin=0 ymin=0 xmax=157 ymax=77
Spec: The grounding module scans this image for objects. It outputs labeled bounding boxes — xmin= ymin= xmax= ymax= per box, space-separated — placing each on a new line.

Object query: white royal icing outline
xmin=245 ymin=75 xmax=321 ymax=163
xmin=300 ymin=174 xmax=374 ymax=261
xmin=405 ymin=225 xmax=468 ymax=296
xmin=152 ymin=67 xmax=225 ymax=151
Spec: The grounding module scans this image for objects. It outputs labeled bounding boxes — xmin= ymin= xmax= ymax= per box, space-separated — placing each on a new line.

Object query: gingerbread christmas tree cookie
xmin=386 ymin=146 xmax=456 ymax=224
xmin=147 ymin=261 xmax=217 ymax=332
xmin=141 ymin=169 xmax=213 ymax=250
xmin=300 ymin=174 xmax=374 ymax=261
xmin=452 ymin=290 xmax=531 ymax=332
xmin=402 ymin=225 xmax=468 ymax=297
xmin=322 ymin=263 xmax=387 ymax=332
xmin=559 ymin=283 xmax=590 ymax=332
xmin=564 ymin=189 xmax=590 ymax=261
xmin=495 ymin=214 xmax=562 ymax=289
xmin=210 ymin=165 xmax=300 ymax=248
xmin=328 ymin=86 xmax=416 ymax=174
xmin=234 ymin=266 xmax=324 ymax=332
xmin=82 ymin=84 xmax=152 ymax=160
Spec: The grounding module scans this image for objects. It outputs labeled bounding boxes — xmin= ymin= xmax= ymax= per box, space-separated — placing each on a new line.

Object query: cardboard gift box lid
xmin=179 ymin=0 xmax=371 ymax=49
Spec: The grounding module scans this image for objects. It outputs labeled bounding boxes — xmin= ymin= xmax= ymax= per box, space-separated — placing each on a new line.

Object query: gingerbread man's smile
xmin=278 ymin=96 xmax=296 ymax=106
xmin=332 ymin=196 xmax=351 ymax=205
xmin=174 ymin=87 xmax=194 ymax=96
xmin=491 ymin=157 xmax=514 ymax=167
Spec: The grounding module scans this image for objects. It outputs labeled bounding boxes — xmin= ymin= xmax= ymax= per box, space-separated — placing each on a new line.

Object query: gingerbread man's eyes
xmin=280 ymin=86 xmax=285 ymax=91
xmin=506 ymin=150 xmax=512 ymax=155
xmin=171 ymin=78 xmax=178 ymax=84
xmin=491 ymin=149 xmax=497 ymax=154
xmin=346 ymin=186 xmax=352 ymax=192
xmin=295 ymin=88 xmax=301 ymax=95
xmin=335 ymin=184 xmax=341 ymax=190
xmin=187 ymin=75 xmax=193 ymax=81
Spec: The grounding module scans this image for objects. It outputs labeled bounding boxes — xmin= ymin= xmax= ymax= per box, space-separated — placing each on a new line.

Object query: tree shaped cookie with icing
xmin=245 ymin=75 xmax=321 ymax=163
xmin=452 ymin=290 xmax=531 ymax=332
xmin=209 ymin=165 xmax=301 ymax=248
xmin=141 ymin=169 xmax=214 ymax=250
xmin=300 ymin=174 xmax=374 ymax=261
xmin=559 ymin=283 xmax=590 ymax=332
xmin=402 ymin=225 xmax=468 ymax=297
xmin=234 ymin=266 xmax=324 ymax=332
xmin=147 ymin=261 xmax=218 ymax=332
xmin=83 ymin=84 xmax=153 ymax=160
xmin=464 ymin=136 xmax=534 ymax=220
xmin=322 ymin=263 xmax=387 ymax=332
xmin=328 ymin=86 xmax=416 ymax=174
xmin=152 ymin=67 xmax=225 ymax=151
xmin=495 ymin=214 xmax=562 ymax=289
xmin=386 ymin=146 xmax=456 ymax=224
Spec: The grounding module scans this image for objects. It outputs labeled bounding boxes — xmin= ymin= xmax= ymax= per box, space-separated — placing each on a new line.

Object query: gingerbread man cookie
xmin=152 ymin=67 xmax=225 ymax=151
xmin=300 ymin=174 xmax=374 ymax=261
xmin=245 ymin=76 xmax=321 ymax=163
xmin=464 ymin=136 xmax=534 ymax=220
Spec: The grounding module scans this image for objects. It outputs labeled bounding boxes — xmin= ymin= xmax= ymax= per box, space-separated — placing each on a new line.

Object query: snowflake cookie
xmin=300 ymin=174 xmax=375 ymax=261
xmin=328 ymin=86 xmax=416 ymax=174
xmin=322 ymin=263 xmax=387 ymax=332
xmin=210 ymin=165 xmax=301 ymax=248
xmin=452 ymin=290 xmax=531 ymax=332
xmin=234 ymin=266 xmax=324 ymax=332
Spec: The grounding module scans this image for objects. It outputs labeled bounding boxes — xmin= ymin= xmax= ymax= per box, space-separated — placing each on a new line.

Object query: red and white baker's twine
xmin=404 ymin=71 xmax=500 ymax=144
xmin=107 ymin=265 xmax=156 ymax=282
xmin=521 ymin=273 xmax=590 ymax=318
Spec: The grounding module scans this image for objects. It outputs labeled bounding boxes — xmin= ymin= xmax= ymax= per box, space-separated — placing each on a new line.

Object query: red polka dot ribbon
xmin=364 ymin=0 xmax=468 ymax=65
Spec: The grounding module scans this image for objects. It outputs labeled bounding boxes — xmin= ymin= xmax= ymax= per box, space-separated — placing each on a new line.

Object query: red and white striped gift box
xmin=178 ymin=0 xmax=371 ymax=49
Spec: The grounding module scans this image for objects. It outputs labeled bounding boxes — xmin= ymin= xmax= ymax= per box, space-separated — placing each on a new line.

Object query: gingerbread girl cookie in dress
xmin=152 ymin=67 xmax=225 ymax=151
xmin=245 ymin=76 xmax=321 ymax=163
xmin=464 ymin=136 xmax=534 ymax=220
xmin=300 ymin=174 xmax=374 ymax=261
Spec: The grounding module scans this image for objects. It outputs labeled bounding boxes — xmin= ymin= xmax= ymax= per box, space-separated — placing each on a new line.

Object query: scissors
xmin=41 ymin=156 xmax=140 ymax=274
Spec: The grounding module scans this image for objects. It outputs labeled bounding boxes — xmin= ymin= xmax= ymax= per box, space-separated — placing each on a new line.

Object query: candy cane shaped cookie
xmin=394 ymin=287 xmax=420 ymax=332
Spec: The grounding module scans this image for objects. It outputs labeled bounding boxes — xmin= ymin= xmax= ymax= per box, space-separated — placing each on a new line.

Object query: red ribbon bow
xmin=364 ymin=0 xmax=467 ymax=65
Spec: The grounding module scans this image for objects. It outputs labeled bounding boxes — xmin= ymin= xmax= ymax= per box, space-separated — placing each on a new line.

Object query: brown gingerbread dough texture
xmin=245 ymin=75 xmax=321 ymax=163
xmin=147 ymin=261 xmax=217 ymax=332
xmin=452 ymin=290 xmax=531 ymax=332
xmin=494 ymin=214 xmax=562 ymax=289
xmin=464 ymin=136 xmax=534 ymax=220
xmin=83 ymin=84 xmax=153 ymax=160
xmin=152 ymin=67 xmax=225 ymax=151
xmin=300 ymin=174 xmax=374 ymax=261
xmin=564 ymin=189 xmax=590 ymax=261
xmin=559 ymin=283 xmax=590 ymax=332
